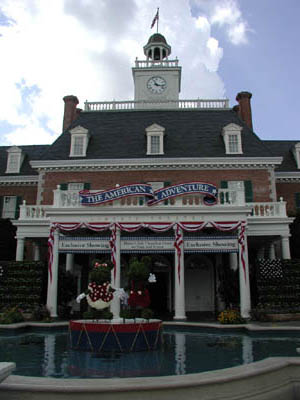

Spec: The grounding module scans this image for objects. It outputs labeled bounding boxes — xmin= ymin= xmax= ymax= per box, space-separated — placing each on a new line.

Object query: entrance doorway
xmin=185 ymin=254 xmax=214 ymax=313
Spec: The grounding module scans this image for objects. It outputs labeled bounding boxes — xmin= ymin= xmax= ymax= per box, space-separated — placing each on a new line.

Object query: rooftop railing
xmin=84 ymin=98 xmax=230 ymax=112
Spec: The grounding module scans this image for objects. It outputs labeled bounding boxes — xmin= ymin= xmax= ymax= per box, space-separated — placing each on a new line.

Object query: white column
xmin=268 ymin=243 xmax=276 ymax=259
xmin=174 ymin=227 xmax=186 ymax=320
xmin=229 ymin=252 xmax=238 ymax=271
xmin=16 ymin=237 xmax=25 ymax=261
xmin=111 ymin=227 xmax=121 ymax=319
xmin=281 ymin=236 xmax=291 ymax=259
xmin=47 ymin=229 xmax=59 ymax=318
xmin=239 ymin=228 xmax=251 ymax=319
xmin=66 ymin=253 xmax=74 ymax=273
xmin=33 ymin=242 xmax=40 ymax=261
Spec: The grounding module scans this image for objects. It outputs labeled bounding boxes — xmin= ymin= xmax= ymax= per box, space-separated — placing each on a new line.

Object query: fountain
xmin=69 ymin=257 xmax=162 ymax=353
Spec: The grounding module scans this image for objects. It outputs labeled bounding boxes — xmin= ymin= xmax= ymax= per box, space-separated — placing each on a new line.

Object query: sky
xmin=0 ymin=0 xmax=299 ymax=146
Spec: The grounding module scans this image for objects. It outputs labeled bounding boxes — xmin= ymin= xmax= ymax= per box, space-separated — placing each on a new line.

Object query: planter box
xmin=266 ymin=313 xmax=300 ymax=322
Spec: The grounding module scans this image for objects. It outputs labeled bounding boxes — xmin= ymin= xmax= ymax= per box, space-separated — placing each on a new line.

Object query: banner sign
xmin=59 ymin=236 xmax=238 ymax=253
xmin=79 ymin=182 xmax=218 ymax=206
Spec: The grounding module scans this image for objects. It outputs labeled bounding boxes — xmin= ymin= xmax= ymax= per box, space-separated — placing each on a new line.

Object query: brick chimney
xmin=62 ymin=95 xmax=79 ymax=132
xmin=236 ymin=91 xmax=253 ymax=130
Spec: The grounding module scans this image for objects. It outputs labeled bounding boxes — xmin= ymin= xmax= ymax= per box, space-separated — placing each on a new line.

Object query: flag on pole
xmin=151 ymin=9 xmax=159 ymax=29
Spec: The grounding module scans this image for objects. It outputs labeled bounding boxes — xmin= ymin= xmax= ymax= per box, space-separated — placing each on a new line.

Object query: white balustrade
xmin=134 ymin=59 xmax=179 ymax=68
xmin=84 ymin=98 xmax=229 ymax=112
xmin=17 ymin=191 xmax=288 ymax=220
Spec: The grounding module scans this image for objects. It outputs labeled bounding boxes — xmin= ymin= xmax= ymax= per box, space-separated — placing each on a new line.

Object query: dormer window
xmin=69 ymin=125 xmax=90 ymax=157
xmin=6 ymin=146 xmax=24 ymax=173
xmin=292 ymin=142 xmax=300 ymax=169
xmin=222 ymin=123 xmax=243 ymax=155
xmin=146 ymin=123 xmax=165 ymax=155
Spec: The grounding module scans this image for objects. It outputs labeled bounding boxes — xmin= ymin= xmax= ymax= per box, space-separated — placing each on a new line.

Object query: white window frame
xmin=69 ymin=125 xmax=90 ymax=157
xmin=6 ymin=146 xmax=24 ymax=173
xmin=222 ymin=123 xmax=243 ymax=155
xmin=292 ymin=142 xmax=300 ymax=169
xmin=2 ymin=196 xmax=17 ymax=219
xmin=67 ymin=182 xmax=85 ymax=190
xmin=146 ymin=123 xmax=165 ymax=155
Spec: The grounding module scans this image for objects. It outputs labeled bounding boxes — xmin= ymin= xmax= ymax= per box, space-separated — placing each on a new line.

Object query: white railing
xmin=84 ymin=98 xmax=229 ymax=112
xmin=248 ymin=201 xmax=287 ymax=218
xmin=134 ymin=59 xmax=180 ymax=68
xmin=19 ymin=201 xmax=49 ymax=220
xmin=18 ymin=191 xmax=288 ymax=220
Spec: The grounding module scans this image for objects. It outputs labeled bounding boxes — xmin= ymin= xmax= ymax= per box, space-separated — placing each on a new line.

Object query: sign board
xmin=59 ymin=236 xmax=238 ymax=253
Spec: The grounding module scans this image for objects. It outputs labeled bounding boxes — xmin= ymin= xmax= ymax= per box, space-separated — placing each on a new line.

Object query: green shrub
xmin=218 ymin=309 xmax=245 ymax=324
xmin=0 ymin=306 xmax=25 ymax=324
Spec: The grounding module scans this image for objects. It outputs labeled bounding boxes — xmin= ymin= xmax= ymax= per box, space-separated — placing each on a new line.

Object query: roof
xmin=39 ymin=109 xmax=275 ymax=161
xmin=147 ymin=33 xmax=168 ymax=44
xmin=0 ymin=145 xmax=49 ymax=176
xmin=263 ymin=140 xmax=299 ymax=171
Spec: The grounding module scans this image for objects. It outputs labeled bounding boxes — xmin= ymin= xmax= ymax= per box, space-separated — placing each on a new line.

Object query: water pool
xmin=0 ymin=326 xmax=299 ymax=379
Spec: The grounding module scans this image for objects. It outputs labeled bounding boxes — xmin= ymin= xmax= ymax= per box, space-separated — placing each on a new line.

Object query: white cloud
xmin=192 ymin=0 xmax=249 ymax=45
xmin=0 ymin=0 xmax=249 ymax=145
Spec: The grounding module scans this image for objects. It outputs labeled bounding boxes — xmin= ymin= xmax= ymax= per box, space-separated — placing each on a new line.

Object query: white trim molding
xmin=146 ymin=123 xmax=165 ymax=155
xmin=69 ymin=125 xmax=90 ymax=157
xmin=30 ymin=157 xmax=283 ymax=172
xmin=292 ymin=142 xmax=300 ymax=169
xmin=0 ymin=175 xmax=38 ymax=186
xmin=222 ymin=123 xmax=243 ymax=155
xmin=275 ymin=171 xmax=300 ymax=182
xmin=5 ymin=146 xmax=24 ymax=174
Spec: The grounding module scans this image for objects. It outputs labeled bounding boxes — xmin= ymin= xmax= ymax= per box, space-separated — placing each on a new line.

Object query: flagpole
xmin=157 ymin=7 xmax=159 ymax=33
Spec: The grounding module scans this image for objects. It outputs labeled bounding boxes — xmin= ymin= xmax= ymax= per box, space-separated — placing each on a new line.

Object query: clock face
xmin=147 ymin=76 xmax=167 ymax=94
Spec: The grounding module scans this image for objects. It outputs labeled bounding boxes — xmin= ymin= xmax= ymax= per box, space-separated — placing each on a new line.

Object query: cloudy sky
xmin=0 ymin=0 xmax=299 ymax=146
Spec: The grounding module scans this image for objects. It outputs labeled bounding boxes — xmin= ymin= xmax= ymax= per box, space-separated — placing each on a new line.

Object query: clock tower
xmin=132 ymin=33 xmax=181 ymax=107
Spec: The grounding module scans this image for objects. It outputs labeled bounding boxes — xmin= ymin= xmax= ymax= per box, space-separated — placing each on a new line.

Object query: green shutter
xmin=15 ymin=196 xmax=22 ymax=219
xmin=164 ymin=181 xmax=171 ymax=205
xmin=84 ymin=183 xmax=90 ymax=190
xmin=295 ymin=193 xmax=300 ymax=209
xmin=220 ymin=181 xmax=228 ymax=204
xmin=60 ymin=183 xmax=68 ymax=190
xmin=244 ymin=180 xmax=253 ymax=203
xmin=0 ymin=197 xmax=3 ymax=218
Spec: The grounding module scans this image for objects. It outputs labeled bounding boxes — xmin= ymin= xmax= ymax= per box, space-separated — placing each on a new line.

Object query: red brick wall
xmin=42 ymin=169 xmax=272 ymax=204
xmin=276 ymin=182 xmax=300 ymax=215
xmin=0 ymin=186 xmax=37 ymax=205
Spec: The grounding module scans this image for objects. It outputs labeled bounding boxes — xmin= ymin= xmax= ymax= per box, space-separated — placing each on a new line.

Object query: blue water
xmin=0 ymin=327 xmax=299 ymax=378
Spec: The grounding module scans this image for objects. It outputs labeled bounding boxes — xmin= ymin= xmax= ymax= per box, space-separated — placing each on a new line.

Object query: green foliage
xmin=0 ymin=306 xmax=25 ymax=324
xmin=31 ymin=304 xmax=50 ymax=321
xmin=89 ymin=259 xmax=113 ymax=285
xmin=120 ymin=309 xmax=135 ymax=320
xmin=0 ymin=219 xmax=17 ymax=261
xmin=127 ymin=256 xmax=150 ymax=282
xmin=141 ymin=308 xmax=154 ymax=320
xmin=82 ymin=308 xmax=113 ymax=320
xmin=57 ymin=267 xmax=77 ymax=306
xmin=0 ymin=261 xmax=44 ymax=308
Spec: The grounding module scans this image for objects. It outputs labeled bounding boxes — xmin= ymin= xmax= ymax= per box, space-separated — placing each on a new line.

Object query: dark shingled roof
xmin=40 ymin=109 xmax=274 ymax=161
xmin=263 ymin=140 xmax=299 ymax=171
xmin=147 ymin=33 xmax=167 ymax=44
xmin=0 ymin=145 xmax=49 ymax=176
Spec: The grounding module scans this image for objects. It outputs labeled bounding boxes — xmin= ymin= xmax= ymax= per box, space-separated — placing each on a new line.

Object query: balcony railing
xmin=18 ymin=188 xmax=288 ymax=221
xmin=134 ymin=59 xmax=180 ymax=68
xmin=84 ymin=98 xmax=229 ymax=112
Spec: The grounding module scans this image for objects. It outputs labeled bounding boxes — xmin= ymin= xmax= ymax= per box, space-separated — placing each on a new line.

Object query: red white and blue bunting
xmin=79 ymin=182 xmax=218 ymax=207
xmin=48 ymin=221 xmax=247 ymax=284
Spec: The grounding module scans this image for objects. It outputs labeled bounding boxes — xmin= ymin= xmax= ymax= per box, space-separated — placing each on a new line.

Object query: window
xmin=295 ymin=193 xmax=300 ymax=209
xmin=68 ymin=182 xmax=85 ymax=190
xmin=0 ymin=196 xmax=22 ymax=219
xmin=146 ymin=123 xmax=165 ymax=155
xmin=222 ymin=123 xmax=243 ymax=155
xmin=69 ymin=125 xmax=90 ymax=157
xmin=292 ymin=143 xmax=300 ymax=169
xmin=6 ymin=146 xmax=24 ymax=173
xmin=220 ymin=180 xmax=253 ymax=203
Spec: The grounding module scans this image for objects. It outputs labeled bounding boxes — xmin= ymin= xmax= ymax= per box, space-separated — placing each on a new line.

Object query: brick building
xmin=0 ymin=33 xmax=298 ymax=319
